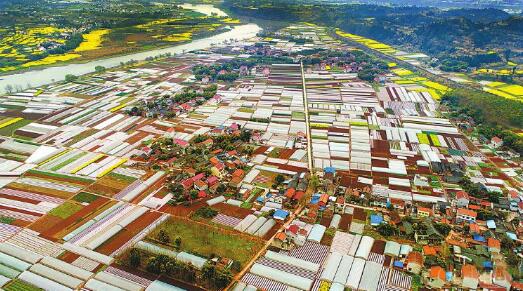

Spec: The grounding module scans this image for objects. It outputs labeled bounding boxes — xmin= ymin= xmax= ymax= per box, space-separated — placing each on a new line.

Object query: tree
xmin=189 ymin=189 xmax=199 ymax=200
xmin=95 ymin=65 xmax=106 ymax=73
xmin=174 ymin=237 xmax=182 ymax=250
xmin=157 ymin=229 xmax=170 ymax=244
xmin=216 ymin=184 xmax=227 ymax=194
xmin=65 ymin=74 xmax=78 ymax=82
xmin=240 ymin=130 xmax=252 ymax=142
xmin=169 ymin=184 xmax=184 ymax=198
xmin=434 ymin=223 xmax=451 ymax=236
xmin=310 ymin=174 xmax=320 ymax=191
xmin=377 ymin=223 xmax=397 ymax=237
xmin=214 ymin=269 xmax=232 ymax=289
xmin=275 ymin=174 xmax=285 ymax=185
xmin=146 ymin=255 xmax=172 ymax=274
xmin=129 ymin=248 xmax=141 ymax=267
xmin=357 ymin=68 xmax=380 ymax=82
xmin=202 ymin=263 xmax=216 ymax=282
xmin=4 ymin=85 xmax=13 ymax=94
xmin=230 ymin=261 xmax=241 ymax=272
xmin=194 ymin=206 xmax=218 ymax=218
xmin=500 ymin=233 xmax=515 ymax=250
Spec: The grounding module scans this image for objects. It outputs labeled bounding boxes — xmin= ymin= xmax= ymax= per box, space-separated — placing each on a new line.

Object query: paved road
xmin=300 ymin=60 xmax=314 ymax=175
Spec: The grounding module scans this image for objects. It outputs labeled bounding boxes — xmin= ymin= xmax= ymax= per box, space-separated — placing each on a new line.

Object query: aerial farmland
xmin=0 ymin=20 xmax=521 ymax=291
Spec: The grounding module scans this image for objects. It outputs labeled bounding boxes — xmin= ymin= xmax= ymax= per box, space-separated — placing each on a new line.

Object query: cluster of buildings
xmin=0 ymin=22 xmax=521 ymax=291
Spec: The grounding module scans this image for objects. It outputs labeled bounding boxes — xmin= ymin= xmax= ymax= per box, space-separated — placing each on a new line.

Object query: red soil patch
xmin=40 ymin=197 xmax=111 ymax=239
xmin=159 ymin=200 xmax=207 ymax=217
xmin=211 ymin=202 xmax=253 ymax=219
xmin=96 ymin=211 xmax=162 ymax=256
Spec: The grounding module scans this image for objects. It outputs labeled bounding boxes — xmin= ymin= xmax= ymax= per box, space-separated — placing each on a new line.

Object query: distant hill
xmin=318 ymin=0 xmax=523 ymax=10
xmin=225 ymin=0 xmax=523 ymax=68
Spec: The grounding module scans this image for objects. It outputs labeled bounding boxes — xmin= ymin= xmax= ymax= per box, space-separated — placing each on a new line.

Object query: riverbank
xmin=0 ymin=23 xmax=261 ymax=95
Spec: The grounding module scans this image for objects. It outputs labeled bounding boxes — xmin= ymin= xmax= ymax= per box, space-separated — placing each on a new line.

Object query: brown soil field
xmin=40 ymin=197 xmax=112 ymax=239
xmin=0 ymin=204 xmax=42 ymax=218
xmin=29 ymin=215 xmax=62 ymax=234
xmin=159 ymin=200 xmax=208 ymax=217
xmin=85 ymin=175 xmax=132 ymax=197
xmin=339 ymin=214 xmax=352 ymax=231
xmin=11 ymin=219 xmax=31 ymax=228
xmin=262 ymin=222 xmax=281 ymax=241
xmin=60 ymin=251 xmax=80 ymax=263
xmin=96 ymin=211 xmax=162 ymax=256
xmin=211 ymin=203 xmax=253 ymax=219
xmin=129 ymin=176 xmax=168 ymax=205
xmin=0 ymin=193 xmax=38 ymax=204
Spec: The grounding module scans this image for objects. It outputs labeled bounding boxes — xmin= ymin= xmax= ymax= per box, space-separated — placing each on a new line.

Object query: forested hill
xmin=224 ymin=0 xmax=523 ymax=66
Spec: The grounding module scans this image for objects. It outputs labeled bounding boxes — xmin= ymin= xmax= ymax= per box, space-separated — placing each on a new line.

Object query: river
xmin=0 ymin=4 xmax=261 ymax=95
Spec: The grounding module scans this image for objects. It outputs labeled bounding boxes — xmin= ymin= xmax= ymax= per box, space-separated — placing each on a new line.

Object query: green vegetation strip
xmin=48 ymin=201 xmax=83 ymax=219
xmin=73 ymin=192 xmax=99 ymax=203
xmin=148 ymin=218 xmax=263 ymax=265
xmin=4 ymin=279 xmax=41 ymax=291
xmin=50 ymin=152 xmax=87 ymax=171
xmin=0 ymin=119 xmax=33 ymax=137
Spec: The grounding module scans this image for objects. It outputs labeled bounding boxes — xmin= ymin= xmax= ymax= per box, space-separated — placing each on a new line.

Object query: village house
xmin=461 ymin=264 xmax=479 ymax=289
xmin=417 ymin=207 xmax=432 ymax=218
xmin=335 ymin=196 xmax=345 ymax=214
xmin=456 ymin=191 xmax=470 ymax=208
xmin=456 ymin=208 xmax=477 ymax=224
xmin=428 ymin=266 xmax=446 ymax=288
xmin=272 ymin=232 xmax=292 ymax=250
xmin=211 ymin=162 xmax=225 ymax=177
xmin=493 ymin=266 xmax=512 ymax=289
xmin=285 ymin=188 xmax=296 ymax=200
xmin=488 ymin=237 xmax=501 ymax=253
xmin=491 ymin=136 xmax=503 ymax=148
xmin=406 ymin=251 xmax=423 ymax=274
xmin=207 ymin=176 xmax=219 ymax=187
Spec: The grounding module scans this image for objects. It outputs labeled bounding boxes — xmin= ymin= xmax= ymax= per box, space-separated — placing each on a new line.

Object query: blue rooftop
xmin=486 ymin=220 xmax=496 ymax=229
xmin=370 ymin=214 xmax=384 ymax=226
xmin=473 ymin=234 xmax=486 ymax=242
xmin=324 ymin=167 xmax=336 ymax=174
xmin=310 ymin=194 xmax=321 ymax=204
xmin=393 ymin=261 xmax=403 ymax=268
xmin=273 ymin=209 xmax=289 ymax=220
xmin=446 ymin=271 xmax=453 ymax=281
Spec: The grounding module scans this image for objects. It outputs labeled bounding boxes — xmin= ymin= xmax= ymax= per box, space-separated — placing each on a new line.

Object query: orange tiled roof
xmin=423 ymin=246 xmax=437 ymax=256
xmin=456 ymin=191 xmax=469 ymax=200
xmin=275 ymin=232 xmax=286 ymax=241
xmin=457 ymin=208 xmax=477 ymax=218
xmin=406 ymin=251 xmax=423 ymax=265
xmin=429 ymin=266 xmax=446 ymax=281
xmin=462 ymin=264 xmax=479 ymax=279
xmin=488 ymin=237 xmax=501 ymax=249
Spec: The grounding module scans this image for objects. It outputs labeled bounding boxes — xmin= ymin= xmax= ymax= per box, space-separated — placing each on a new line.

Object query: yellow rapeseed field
xmin=392 ymin=68 xmax=414 ymax=76
xmin=422 ymin=81 xmax=450 ymax=93
xmin=498 ymin=84 xmax=523 ymax=96
xmin=484 ymin=88 xmax=516 ymax=100
xmin=221 ymin=18 xmax=241 ymax=24
xmin=75 ymin=29 xmax=111 ymax=52
xmin=162 ymin=32 xmax=192 ymax=42
xmin=21 ymin=53 xmax=81 ymax=67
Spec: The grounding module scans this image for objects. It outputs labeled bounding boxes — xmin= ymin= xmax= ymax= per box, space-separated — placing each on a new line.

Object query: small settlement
xmin=0 ymin=23 xmax=521 ymax=291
